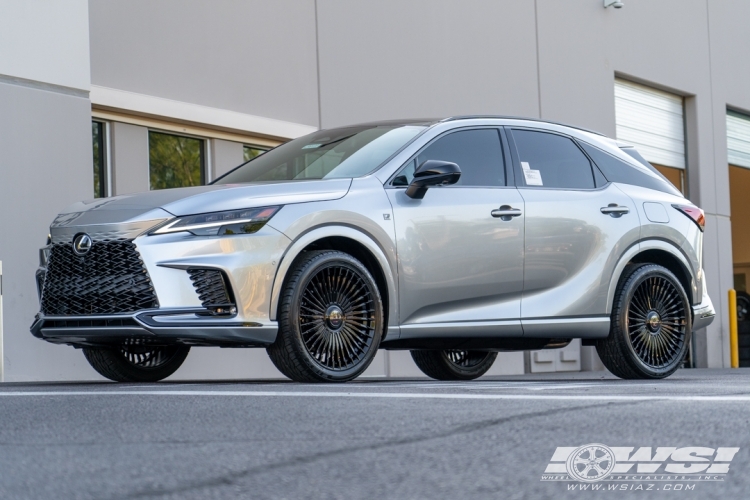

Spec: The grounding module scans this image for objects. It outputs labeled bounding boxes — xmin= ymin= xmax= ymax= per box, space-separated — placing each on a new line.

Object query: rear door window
xmin=510 ymin=129 xmax=595 ymax=189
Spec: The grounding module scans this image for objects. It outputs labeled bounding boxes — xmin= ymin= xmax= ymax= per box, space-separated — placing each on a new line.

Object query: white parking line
xmin=0 ymin=390 xmax=749 ymax=402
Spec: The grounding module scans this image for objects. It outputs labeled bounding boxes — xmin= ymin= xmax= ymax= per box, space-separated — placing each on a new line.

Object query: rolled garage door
xmin=614 ymin=79 xmax=686 ymax=193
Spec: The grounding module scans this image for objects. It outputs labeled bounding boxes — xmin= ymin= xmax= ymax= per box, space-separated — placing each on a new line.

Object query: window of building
xmin=92 ymin=120 xmax=107 ymax=198
xmin=511 ymin=129 xmax=595 ymax=189
xmin=244 ymin=145 xmax=268 ymax=162
xmin=149 ymin=131 xmax=205 ymax=190
xmin=395 ymin=129 xmax=505 ymax=187
xmin=614 ymin=79 xmax=686 ymax=194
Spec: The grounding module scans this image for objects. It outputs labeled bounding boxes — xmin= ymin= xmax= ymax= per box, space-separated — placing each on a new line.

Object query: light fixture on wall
xmin=604 ymin=0 xmax=624 ymax=8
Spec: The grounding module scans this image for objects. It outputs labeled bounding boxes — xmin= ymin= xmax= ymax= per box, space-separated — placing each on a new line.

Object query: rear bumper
xmin=30 ymin=309 xmax=278 ymax=348
xmin=692 ymin=302 xmax=716 ymax=331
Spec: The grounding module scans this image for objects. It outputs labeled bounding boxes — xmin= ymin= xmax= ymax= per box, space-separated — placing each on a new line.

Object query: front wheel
xmin=83 ymin=344 xmax=190 ymax=382
xmin=411 ymin=350 xmax=498 ymax=380
xmin=267 ymin=250 xmax=384 ymax=382
xmin=597 ymin=264 xmax=691 ymax=379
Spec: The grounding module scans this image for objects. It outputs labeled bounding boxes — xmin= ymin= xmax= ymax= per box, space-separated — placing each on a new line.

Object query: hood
xmin=56 ymin=179 xmax=353 ymax=226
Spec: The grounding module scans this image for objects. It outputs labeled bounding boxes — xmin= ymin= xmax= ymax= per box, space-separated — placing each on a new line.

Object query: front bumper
xmin=30 ymin=309 xmax=278 ymax=348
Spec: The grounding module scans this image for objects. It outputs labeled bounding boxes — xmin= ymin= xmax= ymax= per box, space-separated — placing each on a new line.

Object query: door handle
xmin=491 ymin=205 xmax=523 ymax=221
xmin=600 ymin=204 xmax=630 ymax=217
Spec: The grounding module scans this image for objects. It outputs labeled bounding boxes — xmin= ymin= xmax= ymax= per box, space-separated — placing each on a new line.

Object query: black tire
xmin=737 ymin=291 xmax=750 ymax=324
xmin=596 ymin=264 xmax=691 ymax=379
xmin=410 ymin=350 xmax=498 ymax=380
xmin=82 ymin=344 xmax=190 ymax=382
xmin=267 ymin=250 xmax=384 ymax=382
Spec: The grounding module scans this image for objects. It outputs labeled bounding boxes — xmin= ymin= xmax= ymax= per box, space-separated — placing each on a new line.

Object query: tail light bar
xmin=672 ymin=204 xmax=705 ymax=232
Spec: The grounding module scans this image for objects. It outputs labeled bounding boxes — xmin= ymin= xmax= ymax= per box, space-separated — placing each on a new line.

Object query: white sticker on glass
xmin=523 ymin=169 xmax=543 ymax=186
xmin=302 ymin=144 xmax=321 ymax=149
xmin=521 ymin=161 xmax=531 ymax=171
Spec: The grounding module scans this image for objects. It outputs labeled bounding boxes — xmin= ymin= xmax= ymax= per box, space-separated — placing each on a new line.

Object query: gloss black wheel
xmin=83 ymin=344 xmax=190 ymax=382
xmin=267 ymin=250 xmax=384 ymax=382
xmin=597 ymin=264 xmax=691 ymax=379
xmin=411 ymin=349 xmax=498 ymax=380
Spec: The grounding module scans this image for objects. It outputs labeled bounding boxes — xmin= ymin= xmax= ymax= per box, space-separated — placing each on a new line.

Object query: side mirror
xmin=405 ymin=160 xmax=461 ymax=199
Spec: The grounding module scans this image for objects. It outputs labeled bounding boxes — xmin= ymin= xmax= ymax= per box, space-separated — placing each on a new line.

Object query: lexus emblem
xmin=72 ymin=233 xmax=93 ymax=256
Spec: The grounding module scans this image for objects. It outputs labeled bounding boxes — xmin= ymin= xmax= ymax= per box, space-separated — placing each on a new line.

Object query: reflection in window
xmin=243 ymin=145 xmax=268 ymax=162
xmin=92 ymin=121 xmax=106 ymax=198
xmin=149 ymin=131 xmax=204 ymax=190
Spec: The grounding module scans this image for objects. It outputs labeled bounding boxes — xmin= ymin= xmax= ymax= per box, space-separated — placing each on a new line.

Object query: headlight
xmin=151 ymin=206 xmax=280 ymax=236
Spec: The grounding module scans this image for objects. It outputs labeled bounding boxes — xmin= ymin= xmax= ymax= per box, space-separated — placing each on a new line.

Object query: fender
xmin=606 ymin=238 xmax=697 ymax=314
xmin=268 ymin=225 xmax=399 ymax=334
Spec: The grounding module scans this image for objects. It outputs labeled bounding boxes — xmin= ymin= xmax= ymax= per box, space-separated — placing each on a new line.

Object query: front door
xmin=387 ymin=127 xmax=525 ymax=338
xmin=508 ymin=128 xmax=641 ymax=338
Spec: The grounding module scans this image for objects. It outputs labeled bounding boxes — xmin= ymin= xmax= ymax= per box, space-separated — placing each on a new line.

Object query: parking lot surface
xmin=1 ymin=368 xmax=749 ymax=499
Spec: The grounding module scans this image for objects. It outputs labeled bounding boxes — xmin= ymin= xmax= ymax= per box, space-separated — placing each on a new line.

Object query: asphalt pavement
xmin=1 ymin=368 xmax=749 ymax=500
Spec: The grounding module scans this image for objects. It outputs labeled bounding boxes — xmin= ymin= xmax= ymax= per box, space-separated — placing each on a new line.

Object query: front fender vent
xmin=187 ymin=269 xmax=236 ymax=311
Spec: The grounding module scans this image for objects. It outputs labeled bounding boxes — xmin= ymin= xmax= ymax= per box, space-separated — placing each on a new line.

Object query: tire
xmin=410 ymin=350 xmax=498 ymax=380
xmin=736 ymin=291 xmax=750 ymax=324
xmin=596 ymin=264 xmax=691 ymax=379
xmin=267 ymin=250 xmax=384 ymax=382
xmin=83 ymin=344 xmax=190 ymax=382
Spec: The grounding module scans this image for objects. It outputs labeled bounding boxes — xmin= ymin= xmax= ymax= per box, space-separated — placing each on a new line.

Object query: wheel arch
xmin=269 ymin=226 xmax=398 ymax=334
xmin=607 ymin=240 xmax=697 ymax=314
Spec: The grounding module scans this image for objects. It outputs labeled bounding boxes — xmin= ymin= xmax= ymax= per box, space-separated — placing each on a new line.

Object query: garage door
xmin=728 ymin=111 xmax=750 ymax=169
xmin=614 ymin=79 xmax=686 ymax=193
xmin=728 ymin=111 xmax=750 ymax=366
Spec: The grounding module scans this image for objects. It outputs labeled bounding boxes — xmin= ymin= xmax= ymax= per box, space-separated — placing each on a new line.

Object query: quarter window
xmin=149 ymin=131 xmax=205 ymax=190
xmin=395 ymin=129 xmax=505 ymax=187
xmin=511 ymin=129 xmax=595 ymax=189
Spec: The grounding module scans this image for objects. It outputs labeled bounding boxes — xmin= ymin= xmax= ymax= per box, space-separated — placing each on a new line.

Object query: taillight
xmin=672 ymin=204 xmax=705 ymax=232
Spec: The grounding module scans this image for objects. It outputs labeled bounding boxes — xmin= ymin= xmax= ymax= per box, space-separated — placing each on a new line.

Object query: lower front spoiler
xmin=30 ymin=309 xmax=278 ymax=348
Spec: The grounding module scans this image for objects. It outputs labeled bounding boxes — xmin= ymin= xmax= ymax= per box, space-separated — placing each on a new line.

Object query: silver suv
xmin=32 ymin=117 xmax=715 ymax=382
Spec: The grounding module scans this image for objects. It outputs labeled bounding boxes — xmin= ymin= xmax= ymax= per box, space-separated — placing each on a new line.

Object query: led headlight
xmin=151 ymin=206 xmax=280 ymax=236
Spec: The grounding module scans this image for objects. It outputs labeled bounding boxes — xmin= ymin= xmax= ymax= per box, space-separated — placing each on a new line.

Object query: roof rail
xmin=440 ymin=115 xmax=605 ymax=137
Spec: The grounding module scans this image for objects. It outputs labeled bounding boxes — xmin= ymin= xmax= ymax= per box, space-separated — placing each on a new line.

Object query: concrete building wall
xmin=0 ymin=1 xmax=95 ymax=381
xmin=88 ymin=0 xmax=320 ymax=128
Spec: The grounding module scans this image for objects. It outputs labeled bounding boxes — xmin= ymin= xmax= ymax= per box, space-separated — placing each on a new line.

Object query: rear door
xmin=387 ymin=127 xmax=525 ymax=337
xmin=507 ymin=127 xmax=641 ymax=338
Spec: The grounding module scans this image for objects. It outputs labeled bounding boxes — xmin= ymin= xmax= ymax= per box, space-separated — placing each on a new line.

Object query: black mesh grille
xmin=187 ymin=269 xmax=234 ymax=307
xmin=41 ymin=240 xmax=159 ymax=315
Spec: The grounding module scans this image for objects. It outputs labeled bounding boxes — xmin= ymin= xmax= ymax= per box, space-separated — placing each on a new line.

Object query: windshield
xmin=214 ymin=125 xmax=426 ymax=184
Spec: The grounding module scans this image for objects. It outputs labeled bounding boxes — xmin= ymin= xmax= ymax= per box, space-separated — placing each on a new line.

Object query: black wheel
xmin=410 ymin=350 xmax=498 ymax=380
xmin=597 ymin=264 xmax=691 ymax=379
xmin=267 ymin=250 xmax=384 ymax=382
xmin=82 ymin=344 xmax=190 ymax=382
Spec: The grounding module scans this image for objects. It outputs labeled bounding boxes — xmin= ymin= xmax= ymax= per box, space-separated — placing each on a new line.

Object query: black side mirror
xmin=405 ymin=160 xmax=461 ymax=199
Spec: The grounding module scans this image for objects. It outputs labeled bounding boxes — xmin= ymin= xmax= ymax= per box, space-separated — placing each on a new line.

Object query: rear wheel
xmin=267 ymin=250 xmax=384 ymax=382
xmin=411 ymin=350 xmax=498 ymax=380
xmin=597 ymin=264 xmax=691 ymax=379
xmin=83 ymin=344 xmax=190 ymax=382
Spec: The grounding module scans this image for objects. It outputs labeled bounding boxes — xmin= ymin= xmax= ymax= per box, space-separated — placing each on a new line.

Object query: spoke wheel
xmin=267 ymin=250 xmax=384 ymax=382
xmin=119 ymin=345 xmax=185 ymax=369
xmin=83 ymin=344 xmax=190 ymax=382
xmin=444 ymin=350 xmax=492 ymax=369
xmin=597 ymin=264 xmax=691 ymax=379
xmin=299 ymin=264 xmax=377 ymax=371
xmin=626 ymin=276 xmax=688 ymax=370
xmin=411 ymin=349 xmax=498 ymax=380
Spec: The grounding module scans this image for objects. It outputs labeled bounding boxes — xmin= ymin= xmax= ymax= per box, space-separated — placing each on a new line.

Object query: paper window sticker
xmin=521 ymin=161 xmax=531 ymax=171
xmin=302 ymin=144 xmax=321 ymax=149
xmin=523 ymin=169 xmax=543 ymax=186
